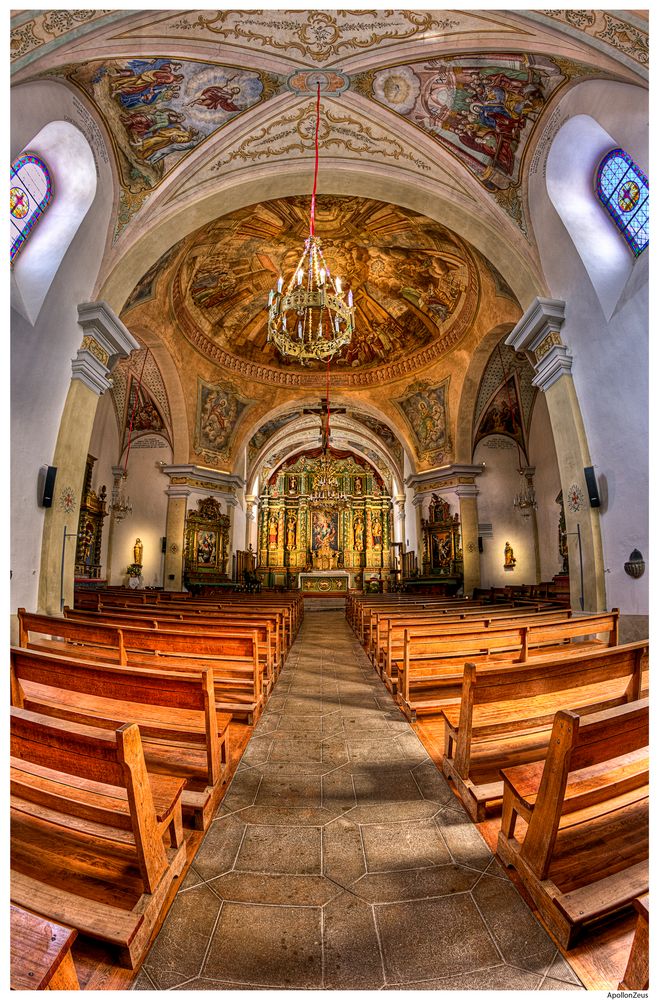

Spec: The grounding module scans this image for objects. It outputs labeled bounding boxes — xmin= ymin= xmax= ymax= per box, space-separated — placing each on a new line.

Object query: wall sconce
xmin=624 ymin=549 xmax=645 ymax=578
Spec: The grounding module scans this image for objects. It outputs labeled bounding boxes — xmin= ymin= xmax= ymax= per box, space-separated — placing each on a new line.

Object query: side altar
xmin=299 ymin=571 xmax=349 ymax=593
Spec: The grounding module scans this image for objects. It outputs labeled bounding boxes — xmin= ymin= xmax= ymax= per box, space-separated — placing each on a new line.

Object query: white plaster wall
xmin=109 ymin=446 xmax=171 ymax=588
xmin=528 ymin=79 xmax=648 ymax=614
xmin=11 ymin=80 xmax=114 ymax=613
xmin=528 ymin=393 xmax=564 ymax=582
xmin=474 ymin=438 xmax=536 ymax=588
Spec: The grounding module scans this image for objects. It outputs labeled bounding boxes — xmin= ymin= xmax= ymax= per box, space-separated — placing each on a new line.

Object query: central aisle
xmin=135 ymin=610 xmax=582 ymax=991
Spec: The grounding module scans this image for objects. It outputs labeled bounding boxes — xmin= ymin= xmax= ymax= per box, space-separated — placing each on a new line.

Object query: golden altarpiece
xmin=183 ymin=497 xmax=231 ymax=591
xmin=258 ymin=450 xmax=392 ymax=590
xmin=75 ymin=455 xmax=108 ymax=580
xmin=417 ymin=493 xmax=463 ymax=591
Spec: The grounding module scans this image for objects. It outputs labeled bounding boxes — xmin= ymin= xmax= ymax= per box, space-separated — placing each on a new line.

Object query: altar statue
xmin=133 ymin=537 xmax=143 ymax=566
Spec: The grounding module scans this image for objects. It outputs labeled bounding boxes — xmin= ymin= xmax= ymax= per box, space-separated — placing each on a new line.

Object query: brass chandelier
xmin=267 ymin=83 xmax=355 ymax=364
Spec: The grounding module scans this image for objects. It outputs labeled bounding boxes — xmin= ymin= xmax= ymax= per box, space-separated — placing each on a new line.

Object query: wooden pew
xmin=496 ymin=699 xmax=649 ymax=948
xmin=396 ymin=610 xmax=620 ymax=721
xmin=619 ymin=894 xmax=649 ymax=990
xmin=357 ymin=598 xmax=487 ymax=651
xmin=11 ymin=706 xmax=187 ymax=968
xmin=11 ymin=645 xmax=231 ymax=830
xmin=64 ymin=606 xmax=280 ymax=689
xmin=18 ymin=610 xmax=263 ymax=723
xmin=10 ymin=905 xmax=80 ymax=989
xmin=375 ymin=606 xmax=571 ymax=687
xmin=440 ymin=640 xmax=647 ymax=820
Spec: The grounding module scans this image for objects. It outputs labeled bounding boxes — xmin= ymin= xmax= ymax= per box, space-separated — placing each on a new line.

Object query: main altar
xmin=257 ymin=448 xmax=392 ymax=589
xmin=298 ymin=570 xmax=349 ymax=593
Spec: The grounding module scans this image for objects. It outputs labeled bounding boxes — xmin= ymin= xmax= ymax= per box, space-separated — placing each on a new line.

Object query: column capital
xmin=73 ymin=301 xmax=140 ymax=395
xmin=455 ymin=483 xmax=480 ymax=499
xmin=506 ymin=297 xmax=572 ymax=392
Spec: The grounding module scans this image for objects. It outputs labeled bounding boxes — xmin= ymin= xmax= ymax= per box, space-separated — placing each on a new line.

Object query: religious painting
xmin=366 ymin=55 xmax=565 ymax=191
xmin=195 ymin=379 xmax=249 ymax=461
xmin=122 ymin=378 xmax=168 ymax=450
xmin=61 ymin=57 xmax=283 ymax=194
xmin=196 ymin=529 xmax=217 ymax=566
xmin=395 ymin=378 xmax=450 ymax=462
xmin=312 ymin=511 xmax=338 ymax=552
xmin=431 ymin=531 xmax=453 ymax=570
xmin=474 ymin=376 xmax=524 ymax=451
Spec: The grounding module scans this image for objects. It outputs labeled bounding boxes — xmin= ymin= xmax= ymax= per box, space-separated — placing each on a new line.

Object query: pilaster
xmin=506 ymin=298 xmax=606 ymax=610
xmin=37 ymin=302 xmax=139 ymax=614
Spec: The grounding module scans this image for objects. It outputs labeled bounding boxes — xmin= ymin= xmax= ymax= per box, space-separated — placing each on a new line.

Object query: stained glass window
xmin=10 ymin=152 xmax=53 ymax=263
xmin=596 ymin=148 xmax=648 ymax=256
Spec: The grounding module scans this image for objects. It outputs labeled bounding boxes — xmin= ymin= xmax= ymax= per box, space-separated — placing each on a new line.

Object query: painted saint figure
xmin=287 ymin=517 xmax=296 ymax=551
xmin=504 ymin=541 xmax=516 ymax=567
xmin=133 ymin=537 xmax=143 ymax=566
xmin=268 ymin=515 xmax=278 ymax=547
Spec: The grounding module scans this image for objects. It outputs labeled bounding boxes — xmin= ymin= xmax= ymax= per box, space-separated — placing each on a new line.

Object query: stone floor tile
xmin=348 ymin=800 xmax=440 ymax=825
xmin=236 ymin=823 xmax=321 ymax=875
xmin=323 ymin=891 xmax=385 ymax=988
xmin=375 ymin=893 xmax=501 ymax=983
xmin=382 ymin=963 xmax=544 ymax=990
xmin=438 ymin=803 xmax=494 ymax=871
xmin=203 ymin=902 xmax=323 ymax=988
xmin=144 ymin=883 xmax=222 ymax=987
xmin=362 ymin=818 xmax=452 ymax=872
xmin=254 ymin=770 xmax=323 ymax=807
xmin=352 ymin=768 xmax=426 ymax=804
xmin=220 ymin=768 xmax=262 ymax=813
xmin=322 ymin=815 xmax=366 ymax=886
xmin=473 ymin=872 xmax=558 ymax=971
xmin=192 ymin=813 xmax=246 ymax=880
xmin=321 ymin=741 xmax=350 ymax=769
xmin=208 ymin=871 xmax=339 ymax=906
xmin=540 ymin=977 xmax=586 ymax=990
xmin=238 ymin=804 xmax=340 ymax=826
xmin=321 ymin=766 xmax=357 ymax=811
xmin=268 ymin=737 xmax=322 ymax=762
xmin=412 ymin=759 xmax=455 ymax=804
xmin=545 ymin=950 xmax=585 ymax=986
xmin=350 ymin=863 xmax=481 ymax=903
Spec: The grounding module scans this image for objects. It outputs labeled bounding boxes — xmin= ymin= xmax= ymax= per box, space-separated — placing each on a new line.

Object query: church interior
xmin=10 ymin=7 xmax=648 ymax=993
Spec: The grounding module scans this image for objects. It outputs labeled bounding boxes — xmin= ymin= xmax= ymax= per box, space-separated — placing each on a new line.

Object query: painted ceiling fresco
xmin=357 ymin=54 xmax=563 ymax=193
xmin=59 ymin=56 xmax=284 ymax=194
xmin=169 ymin=195 xmax=480 ymax=375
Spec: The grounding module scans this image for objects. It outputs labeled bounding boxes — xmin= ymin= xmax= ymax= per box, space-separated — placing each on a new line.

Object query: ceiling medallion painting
xmin=172 ymin=196 xmax=480 ymax=382
xmin=59 ymin=56 xmax=283 ymax=194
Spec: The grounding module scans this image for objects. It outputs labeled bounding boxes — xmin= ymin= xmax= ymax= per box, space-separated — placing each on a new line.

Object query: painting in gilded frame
xmin=312 ymin=511 xmax=338 ymax=552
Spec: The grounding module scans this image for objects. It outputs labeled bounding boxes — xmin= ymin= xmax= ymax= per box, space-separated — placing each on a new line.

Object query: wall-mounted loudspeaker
xmin=583 ymin=466 xmax=601 ymax=508
xmin=478 ymin=536 xmax=483 ymax=553
xmin=161 ymin=536 xmax=167 ymax=553
xmin=37 ymin=465 xmax=57 ymax=508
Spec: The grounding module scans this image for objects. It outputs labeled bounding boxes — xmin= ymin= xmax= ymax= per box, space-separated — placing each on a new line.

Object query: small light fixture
xmin=513 ymin=467 xmax=537 ymax=518
xmin=624 ymin=548 xmax=645 ymax=578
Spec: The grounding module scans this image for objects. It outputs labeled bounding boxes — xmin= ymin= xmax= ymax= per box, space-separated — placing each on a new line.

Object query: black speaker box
xmin=37 ymin=465 xmax=57 ymax=508
xmin=478 ymin=536 xmax=483 ymax=553
xmin=161 ymin=536 xmax=167 ymax=553
xmin=584 ymin=466 xmax=601 ymax=508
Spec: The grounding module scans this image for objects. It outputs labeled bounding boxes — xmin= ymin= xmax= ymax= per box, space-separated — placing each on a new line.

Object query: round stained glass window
xmin=10 ymin=187 xmax=29 ymax=219
xmin=618 ymin=180 xmax=640 ymax=213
